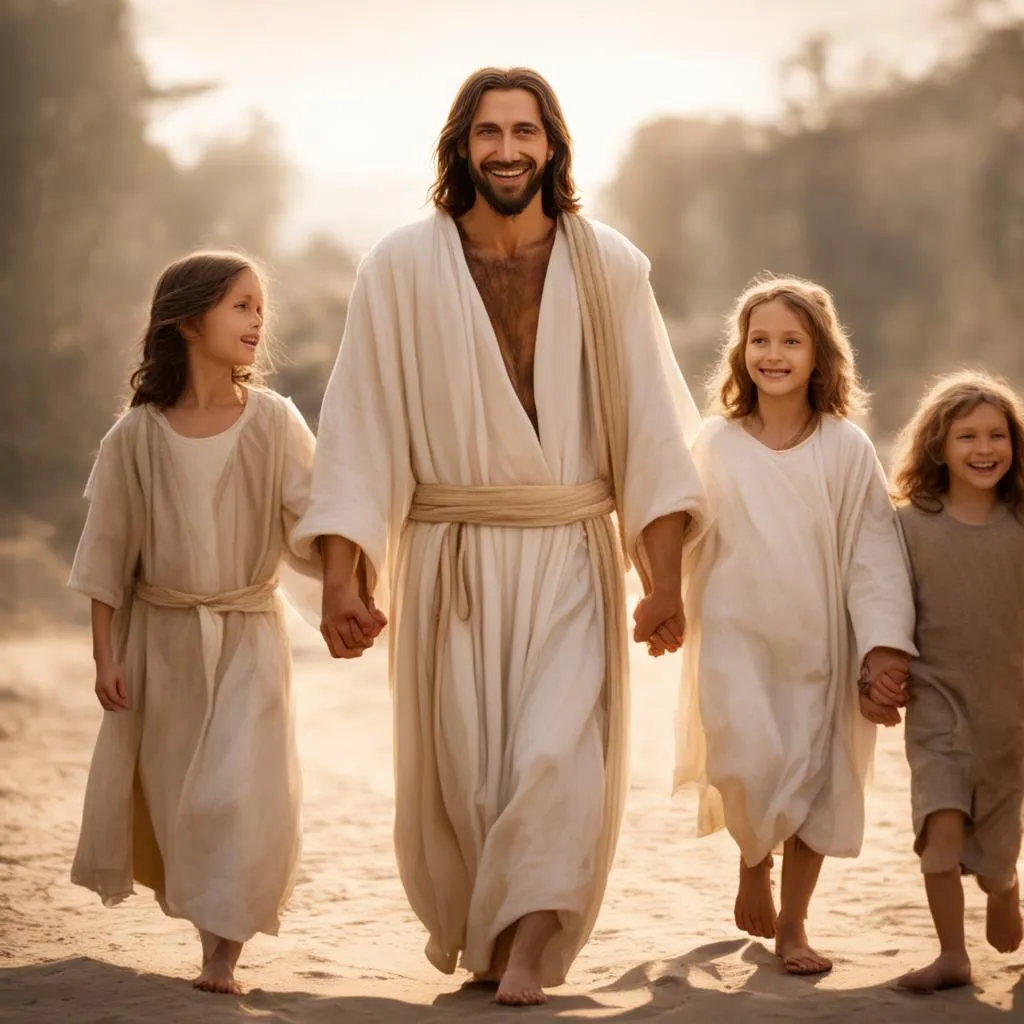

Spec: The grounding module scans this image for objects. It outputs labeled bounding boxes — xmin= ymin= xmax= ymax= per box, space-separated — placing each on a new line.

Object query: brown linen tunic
xmin=899 ymin=503 xmax=1024 ymax=883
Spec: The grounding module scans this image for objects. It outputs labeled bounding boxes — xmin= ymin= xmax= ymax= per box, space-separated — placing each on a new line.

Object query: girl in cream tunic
xmin=69 ymin=252 xmax=318 ymax=996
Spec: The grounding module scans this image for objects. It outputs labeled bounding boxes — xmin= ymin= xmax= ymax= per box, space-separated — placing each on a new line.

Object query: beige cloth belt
xmin=405 ymin=478 xmax=627 ymax=748
xmin=134 ymin=578 xmax=280 ymax=718
xmin=410 ymin=479 xmax=615 ymax=526
xmin=408 ymin=480 xmax=616 ymax=619
xmin=134 ymin=579 xmax=279 ymax=614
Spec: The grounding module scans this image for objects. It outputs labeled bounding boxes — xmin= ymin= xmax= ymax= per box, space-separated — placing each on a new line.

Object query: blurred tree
xmin=605 ymin=20 xmax=1024 ymax=433
xmin=0 ymin=0 xmax=169 ymax=548
xmin=164 ymin=115 xmax=291 ymax=259
xmin=600 ymin=117 xmax=752 ymax=317
xmin=780 ymin=34 xmax=834 ymax=131
xmin=0 ymin=0 xmax=293 ymax=557
xmin=270 ymin=233 xmax=357 ymax=426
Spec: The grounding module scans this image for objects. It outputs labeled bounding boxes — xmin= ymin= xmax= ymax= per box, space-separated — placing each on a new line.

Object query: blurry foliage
xmin=0 ymin=0 xmax=348 ymax=579
xmin=270 ymin=235 xmax=356 ymax=427
xmin=4 ymin=0 xmax=1024 ymax=625
xmin=603 ymin=19 xmax=1024 ymax=434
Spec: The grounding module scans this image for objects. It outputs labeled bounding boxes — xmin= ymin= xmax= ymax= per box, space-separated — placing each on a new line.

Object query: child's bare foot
xmin=775 ymin=920 xmax=832 ymax=975
xmin=896 ymin=951 xmax=972 ymax=992
xmin=495 ymin=966 xmax=547 ymax=1006
xmin=194 ymin=935 xmax=243 ymax=995
xmin=985 ymin=876 xmax=1023 ymax=953
xmin=735 ymin=855 xmax=776 ymax=938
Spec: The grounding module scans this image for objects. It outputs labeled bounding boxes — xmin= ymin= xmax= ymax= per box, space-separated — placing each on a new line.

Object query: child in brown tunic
xmin=887 ymin=370 xmax=1024 ymax=992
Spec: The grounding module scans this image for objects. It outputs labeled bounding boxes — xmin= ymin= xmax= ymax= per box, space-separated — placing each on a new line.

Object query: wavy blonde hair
xmin=708 ymin=273 xmax=867 ymax=419
xmin=891 ymin=369 xmax=1024 ymax=518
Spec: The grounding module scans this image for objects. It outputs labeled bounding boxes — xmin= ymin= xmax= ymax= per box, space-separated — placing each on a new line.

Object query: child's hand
xmin=633 ymin=588 xmax=686 ymax=658
xmin=861 ymin=647 xmax=910 ymax=707
xmin=321 ymin=584 xmax=384 ymax=658
xmin=865 ymin=669 xmax=909 ymax=707
xmin=859 ymin=691 xmax=900 ymax=727
xmin=95 ymin=658 xmax=129 ymax=711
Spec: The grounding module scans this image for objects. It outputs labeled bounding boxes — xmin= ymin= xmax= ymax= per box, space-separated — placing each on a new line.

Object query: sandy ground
xmin=1 ymin=603 xmax=1022 ymax=1023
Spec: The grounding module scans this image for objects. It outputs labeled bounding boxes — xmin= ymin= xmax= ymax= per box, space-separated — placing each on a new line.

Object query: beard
xmin=468 ymin=158 xmax=547 ymax=217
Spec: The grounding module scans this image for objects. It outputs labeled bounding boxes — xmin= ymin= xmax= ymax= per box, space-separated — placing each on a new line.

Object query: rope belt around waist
xmin=134 ymin=578 xmax=279 ymax=614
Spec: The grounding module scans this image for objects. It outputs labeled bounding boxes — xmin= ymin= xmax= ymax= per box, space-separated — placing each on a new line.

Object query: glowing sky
xmin=129 ymin=0 xmax=1022 ymax=249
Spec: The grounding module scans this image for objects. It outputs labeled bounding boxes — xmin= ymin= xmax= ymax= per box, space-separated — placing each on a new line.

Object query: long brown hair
xmin=430 ymin=66 xmax=580 ymax=219
xmin=708 ymin=273 xmax=868 ymax=419
xmin=129 ymin=251 xmax=269 ymax=408
xmin=891 ymin=369 xmax=1024 ymax=518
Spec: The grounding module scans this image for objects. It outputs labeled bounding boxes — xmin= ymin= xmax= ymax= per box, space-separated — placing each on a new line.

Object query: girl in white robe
xmin=68 ymin=252 xmax=318 ymax=996
xmin=674 ymin=274 xmax=917 ymax=975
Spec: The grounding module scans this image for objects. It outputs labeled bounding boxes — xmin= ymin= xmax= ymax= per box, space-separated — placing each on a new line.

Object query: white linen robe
xmin=674 ymin=415 xmax=916 ymax=865
xmin=295 ymin=211 xmax=705 ymax=985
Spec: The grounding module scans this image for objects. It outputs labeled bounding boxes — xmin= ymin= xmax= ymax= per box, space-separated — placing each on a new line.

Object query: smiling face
xmin=943 ymin=400 xmax=1014 ymax=497
xmin=463 ymin=88 xmax=553 ymax=217
xmin=185 ymin=267 xmax=264 ymax=369
xmin=743 ymin=297 xmax=816 ymax=403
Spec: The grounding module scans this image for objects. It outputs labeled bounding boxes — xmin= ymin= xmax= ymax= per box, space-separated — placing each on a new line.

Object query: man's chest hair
xmin=465 ymin=248 xmax=551 ymax=355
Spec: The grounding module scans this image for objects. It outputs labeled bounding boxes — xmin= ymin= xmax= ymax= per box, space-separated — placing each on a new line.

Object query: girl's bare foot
xmin=194 ymin=933 xmax=243 ymax=995
xmin=775 ymin=920 xmax=832 ymax=975
xmin=735 ymin=855 xmax=776 ymax=938
xmin=896 ymin=950 xmax=972 ymax=992
xmin=985 ymin=876 xmax=1023 ymax=953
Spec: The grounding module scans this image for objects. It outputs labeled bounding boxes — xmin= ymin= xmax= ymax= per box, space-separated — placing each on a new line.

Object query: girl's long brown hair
xmin=891 ymin=369 xmax=1024 ymax=518
xmin=429 ymin=66 xmax=580 ymax=219
xmin=129 ymin=251 xmax=269 ymax=408
xmin=708 ymin=273 xmax=868 ymax=419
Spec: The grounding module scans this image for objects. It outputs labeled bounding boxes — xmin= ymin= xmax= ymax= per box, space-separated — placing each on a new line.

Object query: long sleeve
xmin=610 ymin=245 xmax=706 ymax=570
xmin=280 ymin=396 xmax=319 ymax=571
xmin=844 ymin=445 xmax=918 ymax=665
xmin=278 ymin=397 xmax=323 ymax=628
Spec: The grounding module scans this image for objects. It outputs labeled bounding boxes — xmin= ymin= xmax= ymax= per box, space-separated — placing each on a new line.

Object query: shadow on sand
xmin=1 ymin=945 xmax=1021 ymax=1023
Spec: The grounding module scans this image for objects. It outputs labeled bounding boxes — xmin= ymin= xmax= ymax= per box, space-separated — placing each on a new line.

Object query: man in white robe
xmin=294 ymin=66 xmax=705 ymax=1006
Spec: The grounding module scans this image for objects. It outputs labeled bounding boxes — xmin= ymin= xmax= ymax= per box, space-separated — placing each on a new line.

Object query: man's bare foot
xmin=495 ymin=966 xmax=547 ymax=1006
xmin=193 ymin=935 xmax=243 ymax=995
xmin=896 ymin=951 xmax=972 ymax=993
xmin=494 ymin=911 xmax=557 ymax=1006
xmin=735 ymin=855 xmax=776 ymax=939
xmin=986 ymin=877 xmax=1023 ymax=953
xmin=775 ymin=921 xmax=832 ymax=975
